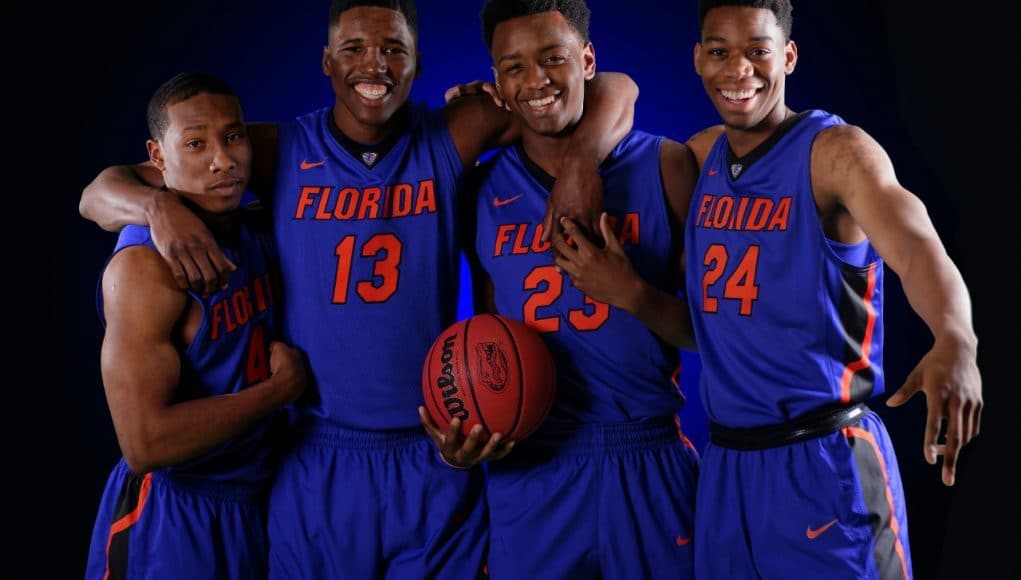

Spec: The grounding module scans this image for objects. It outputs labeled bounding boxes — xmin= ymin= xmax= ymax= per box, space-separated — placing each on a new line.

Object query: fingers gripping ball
xmin=422 ymin=314 xmax=556 ymax=442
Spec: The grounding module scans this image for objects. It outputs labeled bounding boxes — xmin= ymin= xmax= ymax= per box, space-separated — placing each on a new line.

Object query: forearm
xmin=80 ymin=164 xmax=166 ymax=232
xmin=564 ymin=72 xmax=638 ymax=166
xmin=899 ymin=239 xmax=977 ymax=349
xmin=622 ymin=279 xmax=696 ymax=350
xmin=121 ymin=379 xmax=288 ymax=473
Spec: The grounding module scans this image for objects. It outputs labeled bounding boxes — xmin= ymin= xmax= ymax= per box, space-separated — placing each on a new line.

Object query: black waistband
xmin=709 ymin=403 xmax=867 ymax=450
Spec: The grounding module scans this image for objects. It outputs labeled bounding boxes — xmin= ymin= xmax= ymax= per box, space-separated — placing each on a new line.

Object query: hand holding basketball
xmin=421 ymin=313 xmax=556 ymax=452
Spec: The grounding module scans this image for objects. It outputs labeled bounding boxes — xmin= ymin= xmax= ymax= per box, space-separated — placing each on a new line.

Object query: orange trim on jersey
xmin=843 ymin=426 xmax=909 ymax=580
xmin=104 ymin=472 xmax=153 ymax=580
xmin=673 ymin=415 xmax=698 ymax=452
xmin=839 ymin=264 xmax=878 ymax=403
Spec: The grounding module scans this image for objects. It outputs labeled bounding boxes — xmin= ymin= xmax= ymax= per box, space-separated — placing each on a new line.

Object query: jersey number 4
xmin=524 ymin=265 xmax=609 ymax=332
xmin=332 ymin=234 xmax=403 ymax=304
xmin=702 ymin=243 xmax=760 ymax=316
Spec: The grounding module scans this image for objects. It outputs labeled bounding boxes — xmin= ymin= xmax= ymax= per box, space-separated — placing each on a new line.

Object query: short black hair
xmin=329 ymin=0 xmax=419 ymax=44
xmin=481 ymin=0 xmax=591 ymax=51
xmin=146 ymin=72 xmax=239 ymax=141
xmin=698 ymin=0 xmax=793 ymax=40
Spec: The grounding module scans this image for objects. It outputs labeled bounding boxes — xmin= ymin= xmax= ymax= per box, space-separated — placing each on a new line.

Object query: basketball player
xmin=449 ymin=1 xmax=701 ymax=577
xmin=78 ymin=1 xmax=638 ymax=576
xmin=680 ymin=1 xmax=983 ymax=578
xmin=85 ymin=72 xmax=307 ymax=579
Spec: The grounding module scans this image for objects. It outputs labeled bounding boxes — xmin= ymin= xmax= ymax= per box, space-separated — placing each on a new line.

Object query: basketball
xmin=422 ymin=313 xmax=556 ymax=442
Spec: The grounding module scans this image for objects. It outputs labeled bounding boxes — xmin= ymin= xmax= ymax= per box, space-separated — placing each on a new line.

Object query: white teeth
xmin=527 ymin=95 xmax=556 ymax=108
xmin=355 ymin=83 xmax=388 ymax=99
xmin=721 ymin=89 xmax=757 ymax=100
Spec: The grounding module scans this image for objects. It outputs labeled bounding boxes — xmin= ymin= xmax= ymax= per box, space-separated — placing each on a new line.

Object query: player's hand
xmin=444 ymin=80 xmax=506 ymax=110
xmin=267 ymin=341 xmax=308 ymax=405
xmin=543 ymin=157 xmax=604 ymax=253
xmin=553 ymin=213 xmax=641 ymax=310
xmin=418 ymin=407 xmax=515 ymax=468
xmin=886 ymin=334 xmax=982 ymax=486
xmin=149 ymin=187 xmax=236 ymax=295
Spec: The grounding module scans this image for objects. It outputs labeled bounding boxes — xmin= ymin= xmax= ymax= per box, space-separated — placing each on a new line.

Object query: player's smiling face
xmin=323 ymin=6 xmax=417 ymax=142
xmin=694 ymin=6 xmax=796 ymax=132
xmin=490 ymin=11 xmax=595 ymax=137
xmin=148 ymin=92 xmax=251 ymax=215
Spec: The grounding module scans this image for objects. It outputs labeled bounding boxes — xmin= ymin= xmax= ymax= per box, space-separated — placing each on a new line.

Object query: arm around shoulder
xmin=80 ymin=163 xmax=166 ymax=232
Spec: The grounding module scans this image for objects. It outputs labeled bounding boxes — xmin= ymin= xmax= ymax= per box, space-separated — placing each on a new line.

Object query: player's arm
xmin=812 ymin=125 xmax=981 ymax=487
xmin=79 ymin=123 xmax=279 ymax=293
xmin=100 ymin=247 xmax=306 ymax=474
xmin=81 ymin=163 xmax=232 ymax=294
xmin=446 ymin=72 xmax=639 ymax=240
xmin=553 ymin=140 xmax=698 ymax=349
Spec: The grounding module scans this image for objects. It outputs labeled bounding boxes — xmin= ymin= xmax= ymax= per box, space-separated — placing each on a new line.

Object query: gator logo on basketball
xmin=475 ymin=342 xmax=509 ymax=392
xmin=438 ymin=335 xmax=469 ymax=421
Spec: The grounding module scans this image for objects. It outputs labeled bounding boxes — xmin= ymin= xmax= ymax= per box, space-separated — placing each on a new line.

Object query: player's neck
xmin=180 ymin=198 xmax=241 ymax=245
xmin=520 ymin=130 xmax=574 ymax=179
xmin=332 ymin=105 xmax=403 ymax=145
xmin=725 ymin=106 xmax=794 ymax=158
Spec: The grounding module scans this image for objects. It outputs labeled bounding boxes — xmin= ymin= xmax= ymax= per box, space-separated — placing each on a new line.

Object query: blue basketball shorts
xmin=267 ymin=423 xmax=487 ymax=579
xmin=485 ymin=416 xmax=699 ymax=579
xmin=695 ymin=409 xmax=912 ymax=579
xmin=85 ymin=459 xmax=268 ymax=579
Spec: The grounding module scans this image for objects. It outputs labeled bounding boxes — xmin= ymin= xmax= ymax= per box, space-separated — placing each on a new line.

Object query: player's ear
xmin=322 ymin=45 xmax=332 ymax=77
xmin=582 ymin=42 xmax=596 ymax=81
xmin=492 ymin=66 xmax=504 ymax=99
xmin=784 ymin=40 xmax=798 ymax=74
xmin=146 ymin=139 xmax=166 ymax=172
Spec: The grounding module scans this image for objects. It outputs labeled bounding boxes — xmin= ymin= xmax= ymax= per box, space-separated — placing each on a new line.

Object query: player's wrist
xmin=436 ymin=450 xmax=471 ymax=470
xmin=145 ymin=185 xmax=179 ymax=223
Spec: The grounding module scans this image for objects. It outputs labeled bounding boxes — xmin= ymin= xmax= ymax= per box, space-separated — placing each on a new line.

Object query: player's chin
xmin=204 ymin=194 xmax=243 ymax=214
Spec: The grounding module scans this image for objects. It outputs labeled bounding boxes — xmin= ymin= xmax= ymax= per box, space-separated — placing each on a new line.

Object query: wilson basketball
xmin=422 ymin=313 xmax=556 ymax=442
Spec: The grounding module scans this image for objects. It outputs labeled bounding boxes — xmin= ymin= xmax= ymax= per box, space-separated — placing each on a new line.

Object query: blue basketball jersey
xmin=685 ymin=110 xmax=885 ymax=428
xmin=88 ymin=215 xmax=283 ymax=578
xmin=98 ymin=218 xmax=283 ymax=487
xmin=273 ymin=104 xmax=463 ymax=430
xmin=474 ymin=131 xmax=684 ymax=423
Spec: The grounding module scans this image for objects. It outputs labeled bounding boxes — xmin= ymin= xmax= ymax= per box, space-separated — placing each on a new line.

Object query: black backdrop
xmin=9 ymin=1 xmax=1016 ymax=578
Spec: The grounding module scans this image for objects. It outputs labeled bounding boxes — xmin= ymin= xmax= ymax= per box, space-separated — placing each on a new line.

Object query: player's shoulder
xmin=685 ymin=124 xmax=725 ymax=167
xmin=103 ymin=245 xmax=179 ymax=298
xmin=812 ymin=122 xmax=881 ymax=163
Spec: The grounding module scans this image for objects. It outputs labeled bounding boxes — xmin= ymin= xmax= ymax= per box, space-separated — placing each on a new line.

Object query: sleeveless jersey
xmin=99 ymin=217 xmax=282 ymax=487
xmin=273 ymin=104 xmax=463 ymax=430
xmin=474 ymin=132 xmax=684 ymax=423
xmin=685 ymin=110 xmax=885 ymax=428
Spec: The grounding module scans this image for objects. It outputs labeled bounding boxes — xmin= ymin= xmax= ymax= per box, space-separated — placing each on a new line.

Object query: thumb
xmin=599 ymin=212 xmax=621 ymax=252
xmin=887 ymin=367 xmax=922 ymax=407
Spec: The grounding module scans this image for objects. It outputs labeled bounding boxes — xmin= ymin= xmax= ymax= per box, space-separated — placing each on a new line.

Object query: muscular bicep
xmin=661 ymin=139 xmax=698 ymax=281
xmin=100 ymin=248 xmax=187 ymax=445
xmin=812 ymin=125 xmax=941 ymax=276
xmin=660 ymin=139 xmax=698 ymax=231
xmin=444 ymin=95 xmax=517 ymax=169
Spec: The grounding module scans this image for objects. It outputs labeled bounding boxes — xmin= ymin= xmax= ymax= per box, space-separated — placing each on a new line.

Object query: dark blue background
xmin=12 ymin=1 xmax=1013 ymax=577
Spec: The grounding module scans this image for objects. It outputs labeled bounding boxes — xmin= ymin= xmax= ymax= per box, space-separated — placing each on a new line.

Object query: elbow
xmin=117 ymin=429 xmax=168 ymax=475
xmin=80 ymin=185 xmax=118 ymax=233
xmin=121 ymin=446 xmax=160 ymax=475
